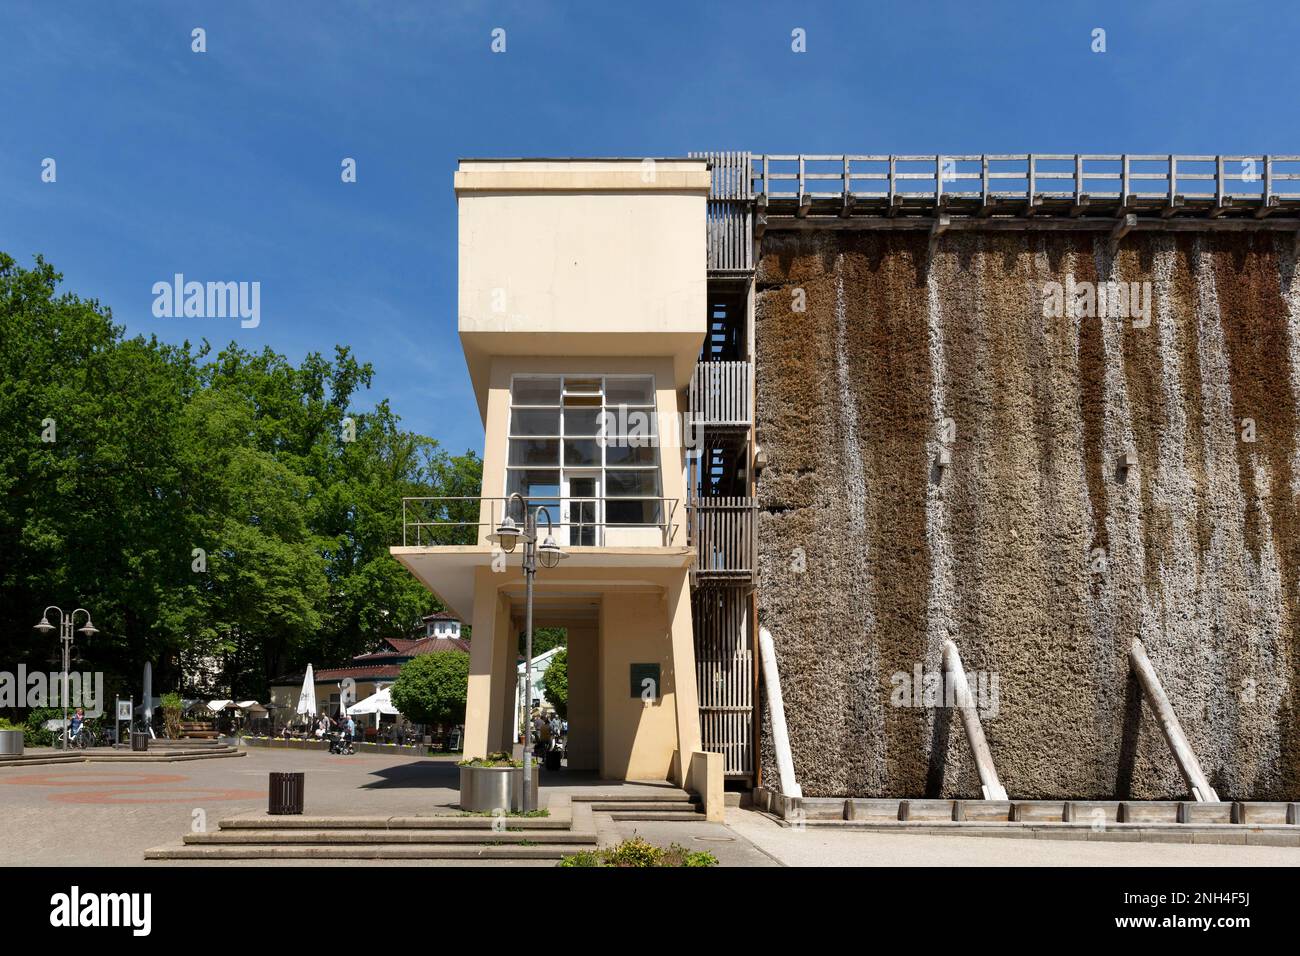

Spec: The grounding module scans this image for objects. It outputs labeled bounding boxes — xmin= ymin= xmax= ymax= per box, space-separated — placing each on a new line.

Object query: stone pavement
xmin=0 ymin=746 xmax=767 ymax=866
xmin=6 ymin=744 xmax=1295 ymax=867
xmin=724 ymin=806 xmax=1300 ymax=867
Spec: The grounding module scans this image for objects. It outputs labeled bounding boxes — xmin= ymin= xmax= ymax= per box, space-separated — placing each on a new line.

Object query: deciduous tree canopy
xmin=0 ymin=253 xmax=480 ymax=703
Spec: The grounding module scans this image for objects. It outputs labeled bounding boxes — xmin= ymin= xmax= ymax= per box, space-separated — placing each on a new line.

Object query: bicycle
xmin=67 ymin=725 xmax=106 ymax=749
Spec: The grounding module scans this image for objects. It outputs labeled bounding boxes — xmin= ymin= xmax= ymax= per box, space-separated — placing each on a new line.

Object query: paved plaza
xmin=2 ymin=745 xmax=1298 ymax=867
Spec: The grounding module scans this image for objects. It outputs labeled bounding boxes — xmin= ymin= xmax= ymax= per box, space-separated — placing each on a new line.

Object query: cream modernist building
xmin=392 ymin=158 xmax=759 ymax=785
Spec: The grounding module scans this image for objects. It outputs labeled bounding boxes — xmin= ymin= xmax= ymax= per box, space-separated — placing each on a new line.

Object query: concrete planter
xmin=0 ymin=729 xmax=23 ymax=756
xmin=458 ymin=765 xmax=538 ymax=812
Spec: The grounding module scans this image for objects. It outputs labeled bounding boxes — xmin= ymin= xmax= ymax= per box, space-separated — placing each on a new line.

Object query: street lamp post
xmin=34 ymin=606 xmax=97 ymax=750
xmin=489 ymin=492 xmax=566 ymax=813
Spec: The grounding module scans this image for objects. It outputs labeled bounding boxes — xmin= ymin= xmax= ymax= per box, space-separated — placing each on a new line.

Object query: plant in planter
xmin=160 ymin=692 xmax=183 ymax=738
xmin=458 ymin=752 xmax=522 ymax=768
xmin=456 ymin=751 xmax=537 ymax=811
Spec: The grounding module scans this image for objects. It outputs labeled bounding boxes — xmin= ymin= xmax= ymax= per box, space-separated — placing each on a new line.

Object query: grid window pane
xmin=607 ymin=470 xmax=660 ymax=497
xmin=563 ymin=439 xmax=599 ymax=466
xmin=564 ymin=376 xmax=601 ymax=395
xmin=510 ymin=409 xmax=560 ymax=436
xmin=506 ymin=470 xmax=560 ymax=500
xmin=512 ymin=377 xmax=561 ymax=405
xmin=606 ymin=499 xmax=663 ymax=525
xmin=604 ymin=444 xmax=657 ymax=466
xmin=605 ymin=377 xmax=655 ymax=406
xmin=603 ymin=408 xmax=657 ymax=441
xmin=508 ymin=439 xmax=559 ymax=466
xmin=563 ymin=407 xmax=601 ymax=436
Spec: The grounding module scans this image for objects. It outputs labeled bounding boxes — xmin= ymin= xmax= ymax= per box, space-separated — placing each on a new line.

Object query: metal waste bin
xmin=0 ymin=729 xmax=22 ymax=756
xmin=130 ymin=732 xmax=149 ymax=752
xmin=269 ymin=771 xmax=305 ymax=814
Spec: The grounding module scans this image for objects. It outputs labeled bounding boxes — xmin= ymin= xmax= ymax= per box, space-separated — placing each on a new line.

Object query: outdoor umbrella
xmin=348 ymin=686 xmax=399 ymax=728
xmin=295 ymin=665 xmax=316 ymax=725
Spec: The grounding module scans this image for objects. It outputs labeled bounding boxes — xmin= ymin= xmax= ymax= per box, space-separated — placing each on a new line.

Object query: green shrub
xmin=160 ymin=692 xmax=183 ymax=738
xmin=558 ymin=837 xmax=718 ymax=868
xmin=540 ymin=648 xmax=568 ymax=720
xmin=391 ymin=652 xmax=469 ymax=727
xmin=557 ymin=850 xmax=602 ymax=868
xmin=458 ymin=751 xmax=522 ymax=768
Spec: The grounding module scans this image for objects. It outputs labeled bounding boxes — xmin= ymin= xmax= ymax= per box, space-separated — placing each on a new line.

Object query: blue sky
xmin=3 ymin=0 xmax=1298 ymax=454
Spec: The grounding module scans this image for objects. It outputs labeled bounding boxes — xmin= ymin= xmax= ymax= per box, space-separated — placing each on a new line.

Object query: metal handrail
xmin=400 ymin=496 xmax=681 ymax=548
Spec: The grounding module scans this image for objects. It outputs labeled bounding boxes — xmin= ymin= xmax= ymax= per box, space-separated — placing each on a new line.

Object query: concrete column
xmin=565 ymin=623 xmax=599 ymax=771
xmin=463 ymin=571 xmax=503 ymax=759
xmin=667 ymin=573 xmax=702 ymax=765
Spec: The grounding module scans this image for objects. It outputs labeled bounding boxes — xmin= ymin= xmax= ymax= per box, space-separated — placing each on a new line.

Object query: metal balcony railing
xmin=687 ymin=496 xmax=758 ymax=585
xmin=400 ymin=496 xmax=682 ymax=549
xmin=688 ymin=360 xmax=753 ymax=430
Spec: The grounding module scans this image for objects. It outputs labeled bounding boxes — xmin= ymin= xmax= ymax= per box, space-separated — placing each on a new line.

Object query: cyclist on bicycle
xmin=68 ymin=707 xmax=85 ymax=746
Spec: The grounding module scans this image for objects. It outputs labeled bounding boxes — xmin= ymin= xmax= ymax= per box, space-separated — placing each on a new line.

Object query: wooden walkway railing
xmin=690 ymin=151 xmax=754 ymax=273
xmin=688 ymin=496 xmax=757 ymax=584
xmin=688 ymin=360 xmax=752 ymax=429
xmin=750 ymin=154 xmax=1300 ymax=220
xmin=694 ymin=588 xmax=754 ymax=777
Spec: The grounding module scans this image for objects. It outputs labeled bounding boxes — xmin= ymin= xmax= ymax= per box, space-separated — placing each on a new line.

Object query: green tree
xmin=0 ymin=253 xmax=482 ymax=715
xmin=519 ymin=626 xmax=566 ymax=658
xmin=541 ymin=648 xmax=568 ymax=720
xmin=390 ymin=651 xmax=470 ymax=728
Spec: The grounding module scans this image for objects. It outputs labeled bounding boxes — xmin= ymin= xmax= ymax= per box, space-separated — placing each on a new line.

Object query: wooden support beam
xmin=1209 ymin=196 xmax=1234 ymax=219
xmin=1069 ymin=194 xmax=1090 ymax=217
xmin=942 ymin=640 xmax=1008 ymax=801
xmin=1130 ymin=639 xmax=1220 ymax=802
xmin=839 ymin=192 xmax=855 ymax=218
xmin=1256 ymin=195 xmax=1279 ymax=219
xmin=886 ymin=194 xmax=903 ymax=218
xmin=1108 ymin=213 xmax=1137 ymax=256
xmin=927 ymin=213 xmax=950 ymax=263
xmin=1161 ymin=196 xmax=1184 ymax=219
xmin=754 ymin=194 xmax=768 ymax=239
xmin=794 ymin=193 xmax=811 ymax=218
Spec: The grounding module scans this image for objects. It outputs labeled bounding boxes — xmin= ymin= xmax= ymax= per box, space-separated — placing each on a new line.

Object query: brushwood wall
xmin=755 ymin=229 xmax=1300 ymax=800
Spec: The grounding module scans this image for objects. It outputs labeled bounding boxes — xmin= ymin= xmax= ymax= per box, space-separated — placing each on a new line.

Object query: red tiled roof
xmin=404 ymin=636 xmax=471 ymax=656
xmin=271 ymin=636 xmax=471 ymax=687
xmin=421 ymin=611 xmax=460 ymax=622
xmin=311 ymin=665 xmax=403 ymax=681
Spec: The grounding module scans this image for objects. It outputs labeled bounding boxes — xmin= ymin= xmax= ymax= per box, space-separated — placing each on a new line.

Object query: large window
xmin=506 ymin=375 xmax=662 ymax=535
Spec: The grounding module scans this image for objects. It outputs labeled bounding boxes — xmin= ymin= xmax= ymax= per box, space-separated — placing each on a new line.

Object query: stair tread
xmin=186 ymin=829 xmax=595 ymax=845
xmin=146 ymin=843 xmax=591 ymax=860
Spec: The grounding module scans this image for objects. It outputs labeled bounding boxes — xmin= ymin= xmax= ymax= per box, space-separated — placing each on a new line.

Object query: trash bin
xmin=130 ymin=732 xmax=149 ymax=752
xmin=545 ymin=748 xmax=561 ymax=772
xmin=269 ymin=771 xmax=305 ymax=815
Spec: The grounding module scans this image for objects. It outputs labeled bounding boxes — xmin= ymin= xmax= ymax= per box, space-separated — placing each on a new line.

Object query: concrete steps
xmin=145 ymin=843 xmax=593 ymax=861
xmin=216 ymin=815 xmax=572 ymax=830
xmin=145 ymin=812 xmax=597 ymax=861
xmin=184 ymin=829 xmax=591 ymax=845
xmin=0 ymin=744 xmax=243 ymax=767
xmin=573 ymin=789 xmax=707 ymax=822
xmin=0 ymin=752 xmax=85 ymax=768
